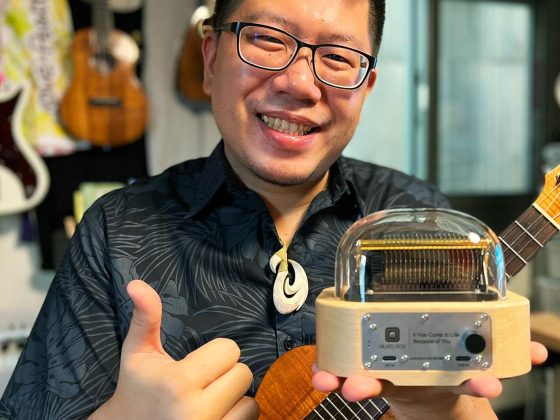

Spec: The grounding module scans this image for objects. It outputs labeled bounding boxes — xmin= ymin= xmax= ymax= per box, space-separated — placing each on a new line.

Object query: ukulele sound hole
xmin=94 ymin=51 xmax=117 ymax=73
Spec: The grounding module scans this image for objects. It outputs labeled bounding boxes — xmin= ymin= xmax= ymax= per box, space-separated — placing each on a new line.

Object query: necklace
xmin=269 ymin=244 xmax=308 ymax=314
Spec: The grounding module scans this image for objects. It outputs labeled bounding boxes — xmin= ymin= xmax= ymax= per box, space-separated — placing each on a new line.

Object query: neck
xmin=238 ymin=169 xmax=329 ymax=246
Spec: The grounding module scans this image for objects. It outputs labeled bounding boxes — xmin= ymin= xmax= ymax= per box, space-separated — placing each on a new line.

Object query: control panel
xmin=361 ymin=312 xmax=492 ymax=371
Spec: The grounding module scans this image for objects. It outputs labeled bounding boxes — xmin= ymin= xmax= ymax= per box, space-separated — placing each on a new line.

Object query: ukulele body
xmin=255 ymin=345 xmax=394 ymax=420
xmin=59 ymin=28 xmax=148 ymax=147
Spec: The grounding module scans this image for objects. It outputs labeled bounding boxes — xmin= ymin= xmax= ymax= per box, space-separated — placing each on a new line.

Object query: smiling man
xmin=0 ymin=0 xmax=546 ymax=419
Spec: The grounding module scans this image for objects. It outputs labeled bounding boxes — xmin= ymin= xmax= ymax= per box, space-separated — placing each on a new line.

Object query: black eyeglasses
xmin=207 ymin=21 xmax=377 ymax=90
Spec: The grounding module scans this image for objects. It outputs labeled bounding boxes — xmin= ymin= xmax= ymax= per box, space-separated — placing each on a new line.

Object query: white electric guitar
xmin=0 ymin=80 xmax=50 ymax=215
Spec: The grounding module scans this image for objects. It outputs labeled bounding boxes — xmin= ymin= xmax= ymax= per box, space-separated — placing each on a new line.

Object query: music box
xmin=315 ymin=208 xmax=531 ymax=386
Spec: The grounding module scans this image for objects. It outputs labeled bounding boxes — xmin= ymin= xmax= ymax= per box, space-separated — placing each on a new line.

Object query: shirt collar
xmin=177 ymin=141 xmax=360 ymax=218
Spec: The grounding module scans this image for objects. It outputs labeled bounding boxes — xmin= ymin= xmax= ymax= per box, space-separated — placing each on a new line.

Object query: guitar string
xmin=501 ymin=229 xmax=547 ymax=279
xmin=501 ymin=179 xmax=560 ymax=273
xmin=322 ymin=396 xmax=349 ymax=419
xmin=321 ymin=392 xmax=384 ymax=420
xmin=309 ymin=408 xmax=327 ymax=420
xmin=329 ymin=393 xmax=376 ymax=420
xmin=360 ymin=397 xmax=387 ymax=417
xmin=500 ymin=213 xmax=552 ymax=277
xmin=501 ymin=207 xmax=555 ymax=267
xmin=313 ymin=402 xmax=337 ymax=420
xmin=498 ymin=180 xmax=560 ymax=270
xmin=326 ymin=393 xmax=360 ymax=419
xmin=313 ymin=395 xmax=363 ymax=420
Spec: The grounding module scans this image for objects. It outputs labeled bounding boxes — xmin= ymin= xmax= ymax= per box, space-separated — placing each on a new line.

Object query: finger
xmin=180 ymin=338 xmax=242 ymax=388
xmin=312 ymin=369 xmax=383 ymax=402
xmin=311 ymin=368 xmax=343 ymax=393
xmin=202 ymin=362 xmax=253 ymax=418
xmin=340 ymin=375 xmax=383 ymax=402
xmin=222 ymin=396 xmax=260 ymax=420
xmin=451 ymin=376 xmax=503 ymax=399
xmin=123 ymin=279 xmax=166 ymax=355
xmin=530 ymin=341 xmax=548 ymax=365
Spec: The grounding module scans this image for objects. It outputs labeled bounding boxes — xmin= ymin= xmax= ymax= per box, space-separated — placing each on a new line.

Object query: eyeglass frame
xmin=203 ymin=20 xmax=378 ymax=90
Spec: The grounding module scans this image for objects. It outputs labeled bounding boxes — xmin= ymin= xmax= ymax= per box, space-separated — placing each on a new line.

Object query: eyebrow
xmin=241 ymin=12 xmax=363 ymax=47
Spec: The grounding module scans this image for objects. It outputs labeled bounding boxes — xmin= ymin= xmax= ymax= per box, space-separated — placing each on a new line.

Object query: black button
xmin=385 ymin=327 xmax=400 ymax=342
xmin=283 ymin=338 xmax=296 ymax=350
xmin=465 ymin=333 xmax=486 ymax=354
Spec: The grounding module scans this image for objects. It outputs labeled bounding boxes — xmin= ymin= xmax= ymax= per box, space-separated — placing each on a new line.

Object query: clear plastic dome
xmin=335 ymin=209 xmax=507 ymax=302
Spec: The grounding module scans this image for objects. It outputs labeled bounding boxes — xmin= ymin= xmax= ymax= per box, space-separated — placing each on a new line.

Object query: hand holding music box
xmin=315 ymin=208 xmax=531 ymax=386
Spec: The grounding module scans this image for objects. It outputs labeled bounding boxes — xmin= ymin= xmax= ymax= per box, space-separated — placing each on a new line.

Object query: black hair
xmin=212 ymin=0 xmax=386 ymax=56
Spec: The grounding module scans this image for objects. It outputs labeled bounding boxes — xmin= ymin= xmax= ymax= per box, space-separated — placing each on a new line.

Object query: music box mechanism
xmin=316 ymin=208 xmax=531 ymax=386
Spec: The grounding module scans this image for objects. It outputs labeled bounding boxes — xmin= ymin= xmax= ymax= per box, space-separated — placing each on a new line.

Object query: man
xmin=0 ymin=0 xmax=547 ymax=418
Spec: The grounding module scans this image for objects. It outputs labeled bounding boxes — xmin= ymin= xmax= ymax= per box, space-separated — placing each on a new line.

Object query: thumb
xmin=123 ymin=279 xmax=166 ymax=356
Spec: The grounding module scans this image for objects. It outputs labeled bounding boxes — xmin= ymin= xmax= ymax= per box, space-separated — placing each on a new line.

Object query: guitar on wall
xmin=176 ymin=0 xmax=215 ymax=105
xmin=255 ymin=164 xmax=560 ymax=419
xmin=0 ymin=80 xmax=50 ymax=216
xmin=58 ymin=0 xmax=148 ymax=148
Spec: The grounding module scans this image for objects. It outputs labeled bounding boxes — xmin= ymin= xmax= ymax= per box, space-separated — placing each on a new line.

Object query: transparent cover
xmin=335 ymin=209 xmax=507 ymax=302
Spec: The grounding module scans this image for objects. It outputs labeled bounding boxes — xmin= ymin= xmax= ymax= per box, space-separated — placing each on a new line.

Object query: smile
xmin=259 ymin=114 xmax=315 ymax=136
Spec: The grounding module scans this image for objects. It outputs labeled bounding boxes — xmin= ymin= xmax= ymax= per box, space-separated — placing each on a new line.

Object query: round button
xmin=283 ymin=338 xmax=296 ymax=351
xmin=465 ymin=333 xmax=486 ymax=354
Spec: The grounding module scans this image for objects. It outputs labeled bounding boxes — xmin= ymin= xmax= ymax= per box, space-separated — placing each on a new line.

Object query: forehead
xmin=230 ymin=0 xmax=371 ymax=50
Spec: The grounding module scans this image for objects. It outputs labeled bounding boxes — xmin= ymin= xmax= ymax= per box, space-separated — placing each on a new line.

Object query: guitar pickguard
xmin=0 ymin=90 xmax=37 ymax=198
xmin=0 ymin=82 xmax=50 ymax=215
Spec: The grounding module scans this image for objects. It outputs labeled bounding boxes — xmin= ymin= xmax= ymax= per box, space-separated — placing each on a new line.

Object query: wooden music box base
xmin=316 ymin=287 xmax=531 ymax=386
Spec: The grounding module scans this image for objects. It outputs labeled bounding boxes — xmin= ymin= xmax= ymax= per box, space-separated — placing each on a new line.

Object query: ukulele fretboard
xmin=305 ymin=395 xmax=389 ymax=420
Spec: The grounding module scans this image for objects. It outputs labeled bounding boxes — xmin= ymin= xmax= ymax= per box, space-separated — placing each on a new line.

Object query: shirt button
xmin=283 ymin=338 xmax=296 ymax=351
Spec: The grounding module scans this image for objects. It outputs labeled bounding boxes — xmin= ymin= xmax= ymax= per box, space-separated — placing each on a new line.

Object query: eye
xmin=324 ymin=53 xmax=352 ymax=65
xmin=253 ymin=34 xmax=284 ymax=45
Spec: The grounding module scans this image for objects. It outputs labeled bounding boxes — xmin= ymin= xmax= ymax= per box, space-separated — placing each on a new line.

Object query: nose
xmin=270 ymin=48 xmax=322 ymax=102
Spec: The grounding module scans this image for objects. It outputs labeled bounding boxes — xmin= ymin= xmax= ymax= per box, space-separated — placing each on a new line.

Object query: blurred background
xmin=1 ymin=0 xmax=560 ymax=418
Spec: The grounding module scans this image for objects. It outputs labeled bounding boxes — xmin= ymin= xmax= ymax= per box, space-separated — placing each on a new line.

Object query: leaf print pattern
xmin=0 ymin=142 xmax=449 ymax=418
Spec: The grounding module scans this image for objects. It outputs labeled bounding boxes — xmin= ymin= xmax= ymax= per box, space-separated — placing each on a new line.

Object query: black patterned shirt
xmin=0 ymin=142 xmax=449 ymax=419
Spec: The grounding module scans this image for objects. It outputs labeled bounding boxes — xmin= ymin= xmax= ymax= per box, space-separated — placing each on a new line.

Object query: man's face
xmin=203 ymin=0 xmax=376 ymax=189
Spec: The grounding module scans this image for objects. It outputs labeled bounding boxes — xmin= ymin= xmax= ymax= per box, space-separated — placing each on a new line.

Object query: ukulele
xmin=176 ymin=1 xmax=214 ymax=105
xmin=255 ymin=164 xmax=560 ymax=419
xmin=58 ymin=0 xmax=148 ymax=147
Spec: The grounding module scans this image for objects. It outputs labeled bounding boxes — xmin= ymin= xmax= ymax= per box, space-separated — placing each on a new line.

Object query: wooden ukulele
xmin=176 ymin=1 xmax=214 ymax=105
xmin=256 ymin=164 xmax=560 ymax=419
xmin=58 ymin=0 xmax=148 ymax=147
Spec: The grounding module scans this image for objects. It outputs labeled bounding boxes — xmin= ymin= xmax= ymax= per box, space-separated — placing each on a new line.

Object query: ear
xmin=364 ymin=69 xmax=377 ymax=95
xmin=202 ymin=32 xmax=219 ymax=96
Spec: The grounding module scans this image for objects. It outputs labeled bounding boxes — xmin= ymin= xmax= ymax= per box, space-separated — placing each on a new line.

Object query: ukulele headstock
xmin=535 ymin=164 xmax=560 ymax=225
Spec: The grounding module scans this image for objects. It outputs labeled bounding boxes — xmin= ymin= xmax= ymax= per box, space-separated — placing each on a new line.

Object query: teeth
xmin=261 ymin=114 xmax=313 ymax=135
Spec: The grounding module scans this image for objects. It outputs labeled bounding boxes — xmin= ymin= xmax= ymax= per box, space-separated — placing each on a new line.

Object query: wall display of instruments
xmin=316 ymin=164 xmax=560 ymax=386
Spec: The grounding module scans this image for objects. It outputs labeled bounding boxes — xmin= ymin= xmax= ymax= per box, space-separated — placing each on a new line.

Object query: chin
xmin=252 ymin=167 xmax=314 ymax=187
xmin=256 ymin=172 xmax=310 ymax=187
